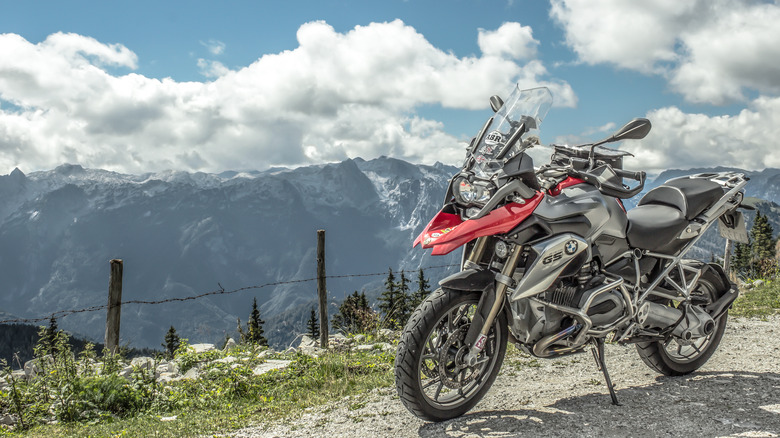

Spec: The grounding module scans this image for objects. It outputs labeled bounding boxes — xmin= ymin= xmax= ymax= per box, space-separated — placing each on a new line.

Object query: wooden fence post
xmin=317 ymin=230 xmax=329 ymax=349
xmin=105 ymin=259 xmax=123 ymax=354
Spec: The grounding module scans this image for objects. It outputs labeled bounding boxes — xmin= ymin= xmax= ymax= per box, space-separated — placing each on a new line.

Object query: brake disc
xmin=437 ymin=325 xmax=479 ymax=389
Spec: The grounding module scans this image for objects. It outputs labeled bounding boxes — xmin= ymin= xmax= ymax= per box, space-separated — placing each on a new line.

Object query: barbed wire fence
xmin=0 ymin=263 xmax=460 ymax=326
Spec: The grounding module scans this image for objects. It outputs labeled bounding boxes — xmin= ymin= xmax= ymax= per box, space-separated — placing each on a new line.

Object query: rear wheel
xmin=635 ymin=269 xmax=728 ymax=376
xmin=395 ymin=287 xmax=507 ymax=422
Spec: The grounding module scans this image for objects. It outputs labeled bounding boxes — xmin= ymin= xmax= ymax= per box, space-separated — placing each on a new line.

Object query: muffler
xmin=638 ymin=302 xmax=715 ymax=341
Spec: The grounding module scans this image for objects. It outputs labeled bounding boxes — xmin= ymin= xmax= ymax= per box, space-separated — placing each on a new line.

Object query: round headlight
xmin=456 ymin=178 xmax=477 ymax=203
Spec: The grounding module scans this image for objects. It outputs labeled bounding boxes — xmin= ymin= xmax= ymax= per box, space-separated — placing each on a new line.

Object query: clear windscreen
xmin=469 ymin=86 xmax=552 ymax=178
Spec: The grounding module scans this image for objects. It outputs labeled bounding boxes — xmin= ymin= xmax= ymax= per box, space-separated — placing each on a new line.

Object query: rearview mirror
xmin=612 ymin=118 xmax=651 ymax=141
xmin=489 ymin=95 xmax=504 ymax=113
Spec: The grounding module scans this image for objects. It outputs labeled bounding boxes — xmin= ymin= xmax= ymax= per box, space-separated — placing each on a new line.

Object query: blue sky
xmin=1 ymin=0 xmax=779 ymax=174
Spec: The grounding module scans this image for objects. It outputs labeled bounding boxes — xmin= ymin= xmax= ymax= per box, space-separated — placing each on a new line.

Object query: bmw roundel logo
xmin=564 ymin=240 xmax=578 ymax=255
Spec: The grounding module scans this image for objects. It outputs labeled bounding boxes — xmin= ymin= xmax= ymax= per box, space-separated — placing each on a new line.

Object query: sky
xmin=1 ymin=0 xmax=779 ymax=175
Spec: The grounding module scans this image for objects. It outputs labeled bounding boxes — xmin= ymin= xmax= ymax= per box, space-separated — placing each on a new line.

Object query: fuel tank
xmin=510 ymin=183 xmax=630 ymax=265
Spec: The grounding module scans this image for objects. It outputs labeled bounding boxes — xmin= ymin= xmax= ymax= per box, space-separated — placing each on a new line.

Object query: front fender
xmin=439 ymin=268 xmax=495 ymax=292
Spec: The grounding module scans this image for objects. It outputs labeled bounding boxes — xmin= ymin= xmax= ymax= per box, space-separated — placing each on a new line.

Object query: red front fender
xmin=413 ymin=192 xmax=544 ymax=255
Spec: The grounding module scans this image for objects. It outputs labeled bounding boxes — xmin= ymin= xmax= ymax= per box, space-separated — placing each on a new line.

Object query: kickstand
xmin=590 ymin=338 xmax=621 ymax=406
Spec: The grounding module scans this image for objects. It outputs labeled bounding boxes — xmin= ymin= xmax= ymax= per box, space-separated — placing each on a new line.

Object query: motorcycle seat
xmin=626 ymin=204 xmax=688 ymax=252
xmin=637 ymin=177 xmax=724 ymax=220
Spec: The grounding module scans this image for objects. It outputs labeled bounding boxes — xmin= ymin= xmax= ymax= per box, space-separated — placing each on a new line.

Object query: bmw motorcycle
xmin=394 ymin=85 xmax=749 ymax=421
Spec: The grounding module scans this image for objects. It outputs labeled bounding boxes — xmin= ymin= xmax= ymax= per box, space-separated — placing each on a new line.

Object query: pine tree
xmin=162 ymin=326 xmax=180 ymax=359
xmin=238 ymin=298 xmax=268 ymax=346
xmin=397 ymin=270 xmax=411 ymax=323
xmin=378 ymin=268 xmax=400 ymax=327
xmin=332 ymin=291 xmax=377 ymax=334
xmin=307 ymin=308 xmax=320 ymax=339
xmin=751 ymin=212 xmax=775 ymax=261
xmin=411 ymin=268 xmax=431 ymax=310
xmin=40 ymin=316 xmax=58 ymax=355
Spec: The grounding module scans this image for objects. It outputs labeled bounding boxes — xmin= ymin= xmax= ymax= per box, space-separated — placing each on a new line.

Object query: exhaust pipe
xmin=638 ymin=302 xmax=715 ymax=341
xmin=532 ymin=324 xmax=581 ymax=358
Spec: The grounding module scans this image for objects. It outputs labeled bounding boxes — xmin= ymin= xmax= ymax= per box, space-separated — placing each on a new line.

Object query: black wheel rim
xmin=416 ymin=300 xmax=502 ymax=409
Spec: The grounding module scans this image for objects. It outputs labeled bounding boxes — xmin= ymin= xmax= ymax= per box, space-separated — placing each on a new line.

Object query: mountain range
xmin=0 ymin=158 xmax=777 ymax=349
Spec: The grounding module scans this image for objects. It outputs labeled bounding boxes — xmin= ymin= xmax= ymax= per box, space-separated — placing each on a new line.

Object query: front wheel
xmin=395 ymin=287 xmax=508 ymax=422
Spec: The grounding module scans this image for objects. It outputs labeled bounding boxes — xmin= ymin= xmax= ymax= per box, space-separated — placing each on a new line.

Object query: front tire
xmin=395 ymin=287 xmax=508 ymax=422
xmin=635 ymin=269 xmax=729 ymax=376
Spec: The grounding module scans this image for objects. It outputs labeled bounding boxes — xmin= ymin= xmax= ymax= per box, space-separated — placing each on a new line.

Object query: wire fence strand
xmin=0 ymin=263 xmax=460 ymax=325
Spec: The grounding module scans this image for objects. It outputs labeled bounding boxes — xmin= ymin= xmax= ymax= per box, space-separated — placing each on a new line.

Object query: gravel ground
xmin=236 ymin=316 xmax=780 ymax=438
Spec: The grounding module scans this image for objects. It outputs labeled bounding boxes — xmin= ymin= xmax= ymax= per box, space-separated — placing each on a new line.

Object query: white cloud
xmin=621 ymin=96 xmax=780 ymax=172
xmin=0 ymin=21 xmax=575 ymax=173
xmin=550 ymin=0 xmax=780 ymax=104
xmin=201 ymin=39 xmax=225 ymax=56
xmin=478 ymin=22 xmax=538 ymax=60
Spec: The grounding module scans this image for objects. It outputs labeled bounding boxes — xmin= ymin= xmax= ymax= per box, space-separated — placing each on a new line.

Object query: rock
xmin=299 ymin=335 xmax=317 ymax=349
xmin=130 ymin=357 xmax=155 ymax=371
xmin=753 ymin=279 xmax=765 ymax=288
xmin=157 ymin=361 xmax=178 ymax=375
xmin=284 ymin=347 xmax=297 ymax=355
xmin=215 ymin=356 xmax=237 ymax=364
xmin=252 ymin=360 xmax=291 ymax=376
xmin=0 ymin=414 xmax=16 ymax=426
xmin=258 ymin=348 xmax=276 ymax=358
xmin=355 ymin=344 xmax=374 ymax=352
xmin=353 ymin=334 xmax=366 ymax=343
xmin=300 ymin=346 xmax=325 ymax=357
xmin=374 ymin=342 xmax=394 ymax=353
xmin=189 ymin=343 xmax=216 ymax=353
xmin=157 ymin=372 xmax=180 ymax=383
xmin=24 ymin=355 xmax=54 ymax=378
xmin=182 ymin=368 xmax=200 ymax=380
xmin=119 ymin=365 xmax=135 ymax=380
xmin=223 ymin=338 xmax=237 ymax=350
xmin=331 ymin=333 xmax=347 ymax=342
xmin=379 ymin=329 xmax=394 ymax=339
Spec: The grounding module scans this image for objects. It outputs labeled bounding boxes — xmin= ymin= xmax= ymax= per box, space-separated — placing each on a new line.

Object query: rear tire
xmin=635 ymin=269 xmax=728 ymax=376
xmin=394 ymin=287 xmax=507 ymax=422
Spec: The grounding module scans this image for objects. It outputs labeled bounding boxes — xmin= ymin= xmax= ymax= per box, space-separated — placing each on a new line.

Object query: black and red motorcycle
xmin=394 ymin=85 xmax=749 ymax=421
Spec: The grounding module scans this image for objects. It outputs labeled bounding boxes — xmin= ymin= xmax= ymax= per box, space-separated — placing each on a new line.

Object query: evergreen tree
xmin=307 ymin=308 xmax=320 ymax=339
xmin=162 ymin=326 xmax=180 ymax=359
xmin=238 ymin=298 xmax=268 ymax=346
xmin=397 ymin=270 xmax=411 ymax=323
xmin=751 ymin=212 xmax=775 ymax=261
xmin=411 ymin=268 xmax=431 ymax=310
xmin=378 ymin=268 xmax=401 ymax=327
xmin=332 ymin=291 xmax=376 ymax=333
xmin=40 ymin=316 xmax=58 ymax=355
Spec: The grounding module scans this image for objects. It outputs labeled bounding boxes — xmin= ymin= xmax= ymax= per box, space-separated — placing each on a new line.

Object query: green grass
xmin=1 ymin=347 xmax=395 ymax=438
xmin=731 ymin=280 xmax=780 ymax=318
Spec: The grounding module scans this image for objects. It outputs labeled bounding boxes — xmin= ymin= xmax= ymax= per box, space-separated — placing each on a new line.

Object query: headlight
xmin=454 ymin=177 xmax=494 ymax=206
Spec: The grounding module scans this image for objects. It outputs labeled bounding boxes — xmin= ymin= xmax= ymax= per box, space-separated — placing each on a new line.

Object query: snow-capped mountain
xmin=3 ymin=159 xmax=779 ymax=349
xmin=0 ymin=158 xmax=459 ymax=348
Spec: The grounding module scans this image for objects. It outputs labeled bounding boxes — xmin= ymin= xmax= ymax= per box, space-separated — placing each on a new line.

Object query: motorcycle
xmin=394 ymin=85 xmax=749 ymax=421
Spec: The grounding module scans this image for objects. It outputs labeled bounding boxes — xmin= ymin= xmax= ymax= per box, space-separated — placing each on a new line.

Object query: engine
xmin=509 ymin=262 xmax=626 ymax=355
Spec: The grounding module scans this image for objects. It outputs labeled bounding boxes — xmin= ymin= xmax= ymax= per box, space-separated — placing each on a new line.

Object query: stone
xmin=119 ymin=365 xmax=135 ymax=380
xmin=300 ymin=346 xmax=324 ymax=357
xmin=299 ymin=335 xmax=317 ymax=349
xmin=24 ymin=355 xmax=53 ymax=378
xmin=355 ymin=344 xmax=374 ymax=352
xmin=252 ymin=360 xmax=291 ymax=376
xmin=258 ymin=348 xmax=276 ymax=358
xmin=379 ymin=329 xmax=394 ymax=338
xmin=753 ymin=279 xmax=765 ymax=288
xmin=182 ymin=368 xmax=200 ymax=380
xmin=353 ymin=334 xmax=366 ymax=343
xmin=189 ymin=343 xmax=216 ymax=353
xmin=130 ymin=357 xmax=155 ymax=371
xmin=0 ymin=414 xmax=16 ymax=426
xmin=374 ymin=342 xmax=394 ymax=353
xmin=157 ymin=372 xmax=180 ymax=383
xmin=215 ymin=356 xmax=237 ymax=364
xmin=223 ymin=338 xmax=237 ymax=350
xmin=284 ymin=347 xmax=297 ymax=355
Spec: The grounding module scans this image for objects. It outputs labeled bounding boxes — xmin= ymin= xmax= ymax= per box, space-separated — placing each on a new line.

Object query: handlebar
xmin=570 ymin=165 xmax=646 ymax=199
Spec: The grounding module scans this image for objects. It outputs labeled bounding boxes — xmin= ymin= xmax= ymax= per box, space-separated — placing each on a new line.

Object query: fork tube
xmin=481 ymin=244 xmax=523 ymax=337
xmin=464 ymin=236 xmax=489 ymax=268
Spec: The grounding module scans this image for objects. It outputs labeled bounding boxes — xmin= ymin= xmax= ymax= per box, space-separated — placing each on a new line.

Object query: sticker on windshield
xmin=484 ymin=130 xmax=503 ymax=145
xmin=479 ymin=145 xmax=495 ymax=155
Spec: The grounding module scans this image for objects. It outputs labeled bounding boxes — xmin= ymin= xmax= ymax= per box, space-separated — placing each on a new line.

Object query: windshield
xmin=469 ymin=86 xmax=552 ymax=179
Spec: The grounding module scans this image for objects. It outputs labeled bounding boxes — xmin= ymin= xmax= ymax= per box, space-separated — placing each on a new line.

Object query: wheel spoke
xmin=422 ymin=376 xmax=441 ymax=390
xmin=434 ymin=381 xmax=444 ymax=401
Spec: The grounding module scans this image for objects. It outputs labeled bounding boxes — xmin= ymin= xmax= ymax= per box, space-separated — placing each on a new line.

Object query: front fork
xmin=463 ymin=237 xmax=522 ymax=366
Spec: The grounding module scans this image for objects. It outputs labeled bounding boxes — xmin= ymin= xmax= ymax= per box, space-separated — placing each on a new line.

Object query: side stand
xmin=590 ymin=338 xmax=621 ymax=406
